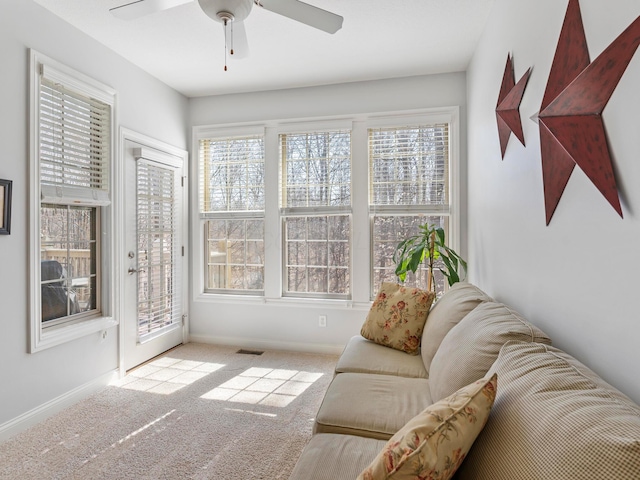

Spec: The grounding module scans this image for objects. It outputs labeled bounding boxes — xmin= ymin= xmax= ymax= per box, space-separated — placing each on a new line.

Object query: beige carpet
xmin=0 ymin=343 xmax=338 ymax=480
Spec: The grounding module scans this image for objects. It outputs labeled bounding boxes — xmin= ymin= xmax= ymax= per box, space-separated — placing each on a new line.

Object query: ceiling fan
xmin=110 ymin=0 xmax=343 ymax=66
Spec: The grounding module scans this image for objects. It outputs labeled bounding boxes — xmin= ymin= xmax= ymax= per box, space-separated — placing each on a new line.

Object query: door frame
xmin=116 ymin=127 xmax=189 ymax=376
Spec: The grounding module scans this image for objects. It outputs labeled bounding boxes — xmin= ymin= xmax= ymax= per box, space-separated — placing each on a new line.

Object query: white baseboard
xmin=0 ymin=369 xmax=119 ymax=443
xmin=188 ymin=334 xmax=345 ymax=356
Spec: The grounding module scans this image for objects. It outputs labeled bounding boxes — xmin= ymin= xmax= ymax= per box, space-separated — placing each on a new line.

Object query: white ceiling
xmin=33 ymin=0 xmax=495 ymax=98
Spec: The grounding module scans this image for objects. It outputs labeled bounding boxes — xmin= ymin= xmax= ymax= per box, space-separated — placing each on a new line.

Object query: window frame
xmin=196 ymin=125 xmax=266 ymax=296
xmin=281 ymin=213 xmax=352 ymax=299
xmin=192 ymin=108 xmax=460 ymax=307
xmin=279 ymin=128 xmax=353 ymax=299
xmin=29 ymin=50 xmax=117 ymax=353
xmin=40 ymin=203 xmax=101 ymax=326
xmin=204 ymin=214 xmax=266 ymax=294
xmin=367 ymin=114 xmax=458 ymax=299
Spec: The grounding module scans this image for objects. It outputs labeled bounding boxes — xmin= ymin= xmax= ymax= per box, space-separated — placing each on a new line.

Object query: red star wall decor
xmin=538 ymin=0 xmax=640 ymax=224
xmin=496 ymin=54 xmax=532 ymax=158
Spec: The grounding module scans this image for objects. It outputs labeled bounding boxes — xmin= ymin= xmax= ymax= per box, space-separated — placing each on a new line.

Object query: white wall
xmin=467 ymin=0 xmax=640 ymax=403
xmin=189 ymin=74 xmax=468 ymax=353
xmin=0 ymin=0 xmax=188 ymax=433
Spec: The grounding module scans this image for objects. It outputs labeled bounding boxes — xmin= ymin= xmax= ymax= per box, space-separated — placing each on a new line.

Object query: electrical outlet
xmin=318 ymin=315 xmax=327 ymax=327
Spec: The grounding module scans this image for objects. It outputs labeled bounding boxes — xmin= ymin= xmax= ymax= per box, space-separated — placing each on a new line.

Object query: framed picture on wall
xmin=0 ymin=179 xmax=12 ymax=235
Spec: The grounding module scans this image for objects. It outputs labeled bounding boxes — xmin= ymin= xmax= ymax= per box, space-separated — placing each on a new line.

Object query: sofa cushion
xmin=429 ymin=301 xmax=551 ymax=402
xmin=456 ymin=341 xmax=640 ymax=480
xmin=361 ymin=283 xmax=435 ymax=355
xmin=357 ymin=374 xmax=497 ymax=480
xmin=288 ymin=434 xmax=387 ymax=480
xmin=314 ymin=373 xmax=433 ymax=440
xmin=421 ymin=282 xmax=493 ymax=375
xmin=335 ymin=335 xmax=428 ymax=378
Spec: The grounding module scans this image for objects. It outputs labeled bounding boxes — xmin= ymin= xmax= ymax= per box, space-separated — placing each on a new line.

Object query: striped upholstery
xmin=420 ymin=282 xmax=493 ymax=376
xmin=314 ymin=373 xmax=432 ymax=440
xmin=456 ymin=341 xmax=640 ymax=479
xmin=288 ymin=434 xmax=386 ymax=480
xmin=429 ymin=301 xmax=551 ymax=402
xmin=335 ymin=335 xmax=428 ymax=378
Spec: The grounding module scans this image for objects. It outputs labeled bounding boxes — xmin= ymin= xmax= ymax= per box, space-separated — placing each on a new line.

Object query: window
xmin=40 ymin=205 xmax=98 ymax=323
xmin=369 ymin=124 xmax=451 ymax=297
xmin=30 ymin=51 xmax=116 ymax=352
xmin=194 ymin=109 xmax=458 ymax=304
xmin=136 ymin=159 xmax=180 ymax=338
xmin=281 ymin=131 xmax=351 ymax=298
xmin=199 ymin=135 xmax=265 ymax=293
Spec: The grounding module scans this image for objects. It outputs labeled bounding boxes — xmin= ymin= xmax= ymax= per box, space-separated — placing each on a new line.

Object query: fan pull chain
xmin=230 ymin=21 xmax=234 ymax=55
xmin=223 ymin=18 xmax=228 ymax=71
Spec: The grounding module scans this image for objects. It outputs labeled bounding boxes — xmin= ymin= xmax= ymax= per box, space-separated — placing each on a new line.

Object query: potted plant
xmin=393 ymin=223 xmax=467 ymax=296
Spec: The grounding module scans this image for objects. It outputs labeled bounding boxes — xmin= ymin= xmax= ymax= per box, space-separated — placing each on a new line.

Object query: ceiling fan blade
xmin=109 ymin=0 xmax=192 ymax=20
xmin=230 ymin=21 xmax=250 ymax=58
xmin=256 ymin=0 xmax=343 ymax=34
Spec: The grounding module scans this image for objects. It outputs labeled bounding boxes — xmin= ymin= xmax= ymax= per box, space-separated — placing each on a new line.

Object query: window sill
xmin=194 ymin=292 xmax=372 ymax=310
xmin=30 ymin=316 xmax=118 ymax=353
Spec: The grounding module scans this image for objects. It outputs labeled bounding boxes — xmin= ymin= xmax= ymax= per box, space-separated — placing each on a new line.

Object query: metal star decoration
xmin=538 ymin=0 xmax=640 ymax=224
xmin=496 ymin=54 xmax=532 ymax=158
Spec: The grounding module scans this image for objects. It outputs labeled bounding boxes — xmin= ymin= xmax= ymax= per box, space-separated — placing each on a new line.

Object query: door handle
xmin=128 ymin=267 xmax=146 ymax=275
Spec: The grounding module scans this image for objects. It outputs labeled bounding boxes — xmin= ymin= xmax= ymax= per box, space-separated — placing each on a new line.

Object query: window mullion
xmin=325 ymin=232 xmax=330 ymax=294
xmin=305 ymin=218 xmax=310 ymax=293
xmin=68 ymin=206 xmax=74 ymax=316
xmin=350 ymin=120 xmax=370 ymax=304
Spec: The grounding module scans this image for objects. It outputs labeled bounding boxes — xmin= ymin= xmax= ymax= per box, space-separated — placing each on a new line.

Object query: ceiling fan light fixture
xmin=198 ymin=0 xmax=253 ymax=23
xmin=216 ymin=11 xmax=235 ymax=23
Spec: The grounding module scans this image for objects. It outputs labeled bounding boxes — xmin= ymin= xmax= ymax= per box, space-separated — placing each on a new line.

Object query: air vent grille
xmin=236 ymin=349 xmax=264 ymax=355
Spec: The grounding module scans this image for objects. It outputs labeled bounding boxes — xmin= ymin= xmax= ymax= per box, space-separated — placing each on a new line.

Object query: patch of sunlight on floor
xmin=111 ymin=357 xmax=226 ymax=395
xmin=200 ymin=368 xmax=323 ymax=407
xmin=75 ymin=410 xmax=178 ymax=466
xmin=110 ymin=410 xmax=176 ymax=448
xmin=224 ymin=408 xmax=278 ymax=418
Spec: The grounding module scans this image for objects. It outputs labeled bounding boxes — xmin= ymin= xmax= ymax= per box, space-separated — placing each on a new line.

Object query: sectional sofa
xmin=288 ymin=282 xmax=640 ymax=479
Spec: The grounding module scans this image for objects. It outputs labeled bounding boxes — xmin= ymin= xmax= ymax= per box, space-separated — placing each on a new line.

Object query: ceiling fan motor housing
xmin=198 ymin=0 xmax=253 ymax=23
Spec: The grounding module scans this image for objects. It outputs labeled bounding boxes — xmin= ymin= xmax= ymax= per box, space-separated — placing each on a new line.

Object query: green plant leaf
xmin=394 ymin=258 xmax=406 ymax=276
xmin=440 ymin=254 xmax=454 ymax=274
xmin=408 ymin=247 xmax=424 ymax=273
xmin=448 ymin=254 xmax=459 ymax=271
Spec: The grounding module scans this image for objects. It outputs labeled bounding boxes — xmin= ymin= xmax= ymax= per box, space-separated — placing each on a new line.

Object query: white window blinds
xmin=369 ymin=124 xmax=449 ymax=209
xmin=39 ymin=74 xmax=111 ymax=206
xmin=280 ymin=131 xmax=351 ymax=210
xmin=136 ymin=159 xmax=182 ymax=338
xmin=199 ymin=136 xmax=265 ymax=215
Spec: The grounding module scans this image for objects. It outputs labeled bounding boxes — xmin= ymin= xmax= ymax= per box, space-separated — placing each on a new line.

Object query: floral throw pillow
xmin=357 ymin=374 xmax=498 ymax=480
xmin=361 ymin=283 xmax=435 ymax=355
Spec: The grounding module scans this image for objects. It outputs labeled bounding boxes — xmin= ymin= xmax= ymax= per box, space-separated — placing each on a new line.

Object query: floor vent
xmin=236 ymin=349 xmax=264 ymax=356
